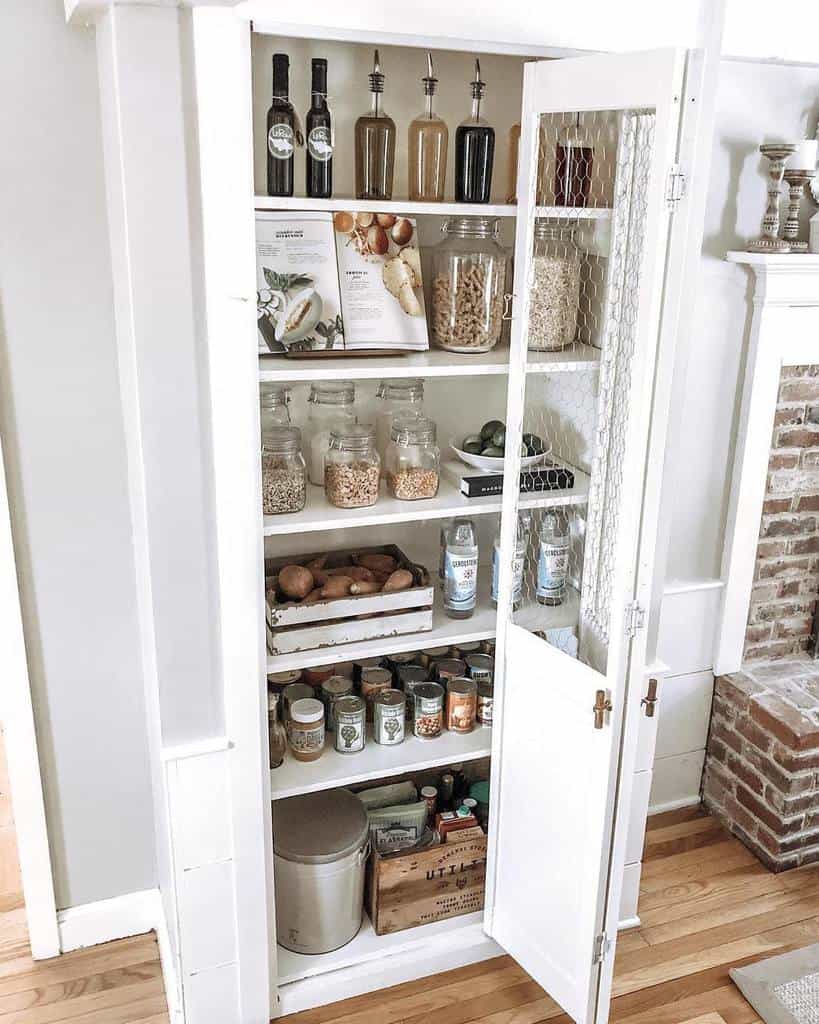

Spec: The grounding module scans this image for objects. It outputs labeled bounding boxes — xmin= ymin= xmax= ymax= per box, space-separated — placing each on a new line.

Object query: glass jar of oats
xmin=527 ymin=222 xmax=581 ymax=351
xmin=431 ymin=217 xmax=507 ymax=353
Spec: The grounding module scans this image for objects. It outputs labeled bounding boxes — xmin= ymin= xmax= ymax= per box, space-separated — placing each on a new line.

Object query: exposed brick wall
xmin=744 ymin=365 xmax=819 ymax=662
xmin=703 ymin=662 xmax=819 ymax=871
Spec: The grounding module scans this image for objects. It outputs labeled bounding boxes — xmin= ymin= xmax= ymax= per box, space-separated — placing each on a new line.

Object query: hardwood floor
xmin=281 ymin=806 xmax=819 ymax=1024
xmin=1 ymin=802 xmax=817 ymax=1022
xmin=0 ymin=726 xmax=169 ymax=1024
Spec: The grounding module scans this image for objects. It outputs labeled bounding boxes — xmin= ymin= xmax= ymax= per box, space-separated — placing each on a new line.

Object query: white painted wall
xmin=0 ymin=0 xmax=156 ymax=908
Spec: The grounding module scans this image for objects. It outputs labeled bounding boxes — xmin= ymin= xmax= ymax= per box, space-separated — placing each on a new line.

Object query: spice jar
xmin=259 ymin=383 xmax=291 ymax=429
xmin=375 ymin=379 xmax=425 ymax=472
xmin=321 ymin=675 xmax=354 ymax=731
xmin=431 ymin=216 xmax=507 ymax=353
xmin=306 ymin=381 xmax=356 ymax=486
xmin=288 ymin=697 xmax=325 ymax=762
xmin=324 ymin=424 xmax=380 ymax=508
xmin=261 ymin=426 xmax=307 ymax=515
xmin=360 ymin=666 xmax=392 ymax=721
xmin=412 ymin=682 xmax=444 ymax=739
xmin=333 ymin=696 xmax=366 ymax=754
xmin=527 ymin=223 xmax=581 ymax=352
xmin=447 ymin=677 xmax=477 ymax=733
xmin=386 ymin=416 xmax=440 ymax=501
xmin=373 ymin=689 xmax=405 ymax=745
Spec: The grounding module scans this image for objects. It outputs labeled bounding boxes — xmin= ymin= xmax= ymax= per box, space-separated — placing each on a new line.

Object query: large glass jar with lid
xmin=259 ymin=383 xmax=291 ymax=432
xmin=375 ymin=378 xmax=425 ymax=472
xmin=261 ymin=425 xmax=307 ymax=515
xmin=324 ymin=424 xmax=380 ymax=509
xmin=527 ymin=222 xmax=581 ymax=351
xmin=431 ymin=217 xmax=507 ymax=353
xmin=386 ymin=416 xmax=440 ymax=501
xmin=306 ymin=380 xmax=356 ymax=486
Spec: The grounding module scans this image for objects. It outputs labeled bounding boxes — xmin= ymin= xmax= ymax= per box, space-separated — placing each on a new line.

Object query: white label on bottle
xmin=268 ymin=123 xmax=295 ymax=160
xmin=537 ymin=541 xmax=568 ymax=600
xmin=445 ymin=552 xmax=478 ymax=611
xmin=491 ymin=542 xmax=524 ymax=603
xmin=307 ymin=126 xmax=333 ymax=162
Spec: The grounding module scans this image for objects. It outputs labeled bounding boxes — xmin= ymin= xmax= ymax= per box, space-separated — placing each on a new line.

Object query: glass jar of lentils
xmin=386 ymin=416 xmax=440 ymax=501
xmin=431 ymin=216 xmax=507 ymax=353
xmin=324 ymin=424 xmax=380 ymax=508
xmin=261 ymin=425 xmax=307 ymax=515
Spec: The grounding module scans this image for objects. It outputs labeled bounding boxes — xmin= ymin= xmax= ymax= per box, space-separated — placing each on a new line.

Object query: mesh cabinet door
xmin=485 ymin=50 xmax=685 ymax=1024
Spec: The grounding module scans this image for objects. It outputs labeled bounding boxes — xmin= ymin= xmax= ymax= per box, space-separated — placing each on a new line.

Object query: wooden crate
xmin=367 ymin=832 xmax=487 ymax=936
xmin=265 ymin=544 xmax=433 ymax=656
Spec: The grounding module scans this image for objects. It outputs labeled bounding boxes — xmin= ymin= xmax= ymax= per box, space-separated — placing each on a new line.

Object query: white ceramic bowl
xmin=450 ymin=444 xmax=552 ymax=472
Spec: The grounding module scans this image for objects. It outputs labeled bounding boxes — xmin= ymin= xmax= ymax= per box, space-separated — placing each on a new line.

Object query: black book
xmin=442 ymin=460 xmax=575 ymax=498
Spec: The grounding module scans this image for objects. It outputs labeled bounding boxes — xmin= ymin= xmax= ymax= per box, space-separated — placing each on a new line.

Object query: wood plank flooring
xmin=1 ymin=800 xmax=817 ymax=1022
xmin=281 ymin=806 xmax=819 ymax=1024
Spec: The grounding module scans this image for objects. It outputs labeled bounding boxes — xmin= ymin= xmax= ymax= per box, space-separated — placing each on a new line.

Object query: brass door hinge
xmin=593 ymin=690 xmax=613 ymax=730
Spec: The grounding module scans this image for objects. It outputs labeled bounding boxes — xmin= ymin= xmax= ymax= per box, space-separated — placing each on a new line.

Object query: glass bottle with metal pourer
xmin=455 ymin=59 xmax=495 ymax=204
xmin=355 ymin=49 xmax=396 ymax=201
xmin=408 ymin=52 xmax=448 ymax=202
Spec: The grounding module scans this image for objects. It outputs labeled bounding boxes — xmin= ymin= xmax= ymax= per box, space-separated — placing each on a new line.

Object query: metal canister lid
xmin=466 ymin=653 xmax=493 ymax=679
xmin=454 ymin=642 xmax=482 ymax=656
xmin=398 ymin=664 xmax=428 ymax=686
xmin=374 ymin=688 xmax=405 ymax=708
xmin=335 ymin=695 xmax=365 ymax=717
xmin=272 ymin=789 xmax=369 ymax=865
xmin=413 ymin=681 xmax=444 ymax=706
xmin=321 ymin=675 xmax=353 ymax=698
xmin=268 ymin=669 xmax=303 ymax=686
xmin=421 ymin=646 xmax=450 ymax=658
xmin=361 ymin=666 xmax=392 ymax=686
xmin=448 ymin=676 xmax=477 ymax=695
xmin=290 ymin=698 xmax=324 ymax=724
xmin=436 ymin=658 xmax=467 ymax=681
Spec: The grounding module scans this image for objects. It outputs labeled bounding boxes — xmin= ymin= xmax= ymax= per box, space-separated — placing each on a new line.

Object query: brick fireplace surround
xmin=705 ymin=356 xmax=819 ymax=871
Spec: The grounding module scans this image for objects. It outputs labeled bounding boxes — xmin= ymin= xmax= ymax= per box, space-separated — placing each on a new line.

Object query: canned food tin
xmin=353 ymin=656 xmax=385 ymax=684
xmin=447 ymin=677 xmax=477 ymax=733
xmin=331 ymin=661 xmax=354 ymax=679
xmin=321 ymin=675 xmax=354 ymax=731
xmin=360 ymin=667 xmax=393 ymax=721
xmin=477 ymin=680 xmax=494 ymax=726
xmin=303 ymin=665 xmax=334 ymax=688
xmin=267 ymin=669 xmax=303 ymax=689
xmin=465 ymin=653 xmax=493 ymax=684
xmin=412 ymin=682 xmax=444 ymax=740
xmin=480 ymin=638 xmax=496 ymax=657
xmin=386 ymin=651 xmax=419 ymax=683
xmin=373 ymin=689 xmax=405 ymax=746
xmin=452 ymin=641 xmax=482 ymax=659
xmin=418 ymin=646 xmax=451 ymax=668
xmin=435 ymin=658 xmax=467 ymax=683
xmin=398 ymin=664 xmax=430 ymax=719
xmin=334 ymin=696 xmax=366 ymax=754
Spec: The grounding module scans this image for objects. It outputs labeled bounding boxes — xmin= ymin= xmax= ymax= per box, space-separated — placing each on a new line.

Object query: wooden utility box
xmin=367 ymin=833 xmax=487 ymax=936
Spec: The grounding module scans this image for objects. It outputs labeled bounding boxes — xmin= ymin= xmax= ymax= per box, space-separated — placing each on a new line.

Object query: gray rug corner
xmin=730 ymin=943 xmax=819 ymax=1024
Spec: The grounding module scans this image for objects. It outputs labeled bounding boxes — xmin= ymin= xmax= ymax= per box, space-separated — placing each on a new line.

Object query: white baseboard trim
xmin=648 ymin=794 xmax=702 ymax=816
xmin=618 ymin=915 xmax=641 ymax=931
xmin=58 ymin=888 xmax=182 ymax=1021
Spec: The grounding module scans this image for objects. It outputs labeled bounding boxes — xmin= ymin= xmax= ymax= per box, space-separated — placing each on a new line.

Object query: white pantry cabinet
xmin=66 ymin=2 xmax=715 ymax=1021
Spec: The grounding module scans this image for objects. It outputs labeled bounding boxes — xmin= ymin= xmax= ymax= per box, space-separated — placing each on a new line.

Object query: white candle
xmin=788 ymin=139 xmax=818 ymax=171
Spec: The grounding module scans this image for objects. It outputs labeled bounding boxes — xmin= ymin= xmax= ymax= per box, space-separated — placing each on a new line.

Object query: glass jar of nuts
xmin=261 ymin=425 xmax=307 ymax=515
xmin=324 ymin=424 xmax=380 ymax=508
xmin=431 ymin=216 xmax=507 ymax=353
xmin=385 ymin=415 xmax=440 ymax=501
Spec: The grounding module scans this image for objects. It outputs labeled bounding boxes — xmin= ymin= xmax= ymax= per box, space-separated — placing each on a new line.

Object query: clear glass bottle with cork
xmin=408 ymin=53 xmax=448 ymax=202
xmin=355 ymin=50 xmax=396 ymax=201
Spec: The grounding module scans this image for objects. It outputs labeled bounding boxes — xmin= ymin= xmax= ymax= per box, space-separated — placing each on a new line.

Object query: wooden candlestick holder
xmin=748 ymin=143 xmax=797 ymax=254
xmin=782 ymin=169 xmax=816 ymax=253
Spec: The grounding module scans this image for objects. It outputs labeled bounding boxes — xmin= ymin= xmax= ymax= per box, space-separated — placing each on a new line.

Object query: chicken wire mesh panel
xmin=510 ymin=108 xmax=657 ymax=674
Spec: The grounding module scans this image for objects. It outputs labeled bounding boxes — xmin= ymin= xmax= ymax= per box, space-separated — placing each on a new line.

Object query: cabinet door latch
xmin=593 ymin=931 xmax=611 ymax=964
xmin=624 ymin=601 xmax=646 ymax=639
xmin=641 ymin=677 xmax=659 ymax=718
xmin=593 ymin=690 xmax=613 ymax=730
xmin=666 ymin=164 xmax=686 ymax=208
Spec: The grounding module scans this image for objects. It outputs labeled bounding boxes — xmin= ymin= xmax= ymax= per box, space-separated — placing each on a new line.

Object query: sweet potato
xmin=381 ymin=569 xmax=414 ymax=592
xmin=311 ymin=569 xmax=329 ymax=587
xmin=345 ymin=566 xmax=376 ymax=582
xmin=279 ymin=564 xmax=314 ymax=601
xmin=356 ymin=553 xmax=397 ymax=574
xmin=321 ymin=576 xmax=354 ymax=599
xmin=306 ymin=555 xmax=328 ymax=571
xmin=349 ymin=580 xmax=381 ymax=595
xmin=302 ymin=588 xmax=324 ymax=604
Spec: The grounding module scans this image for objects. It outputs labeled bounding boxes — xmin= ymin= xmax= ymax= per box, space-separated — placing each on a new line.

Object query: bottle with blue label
xmin=491 ymin=510 xmax=531 ymax=607
xmin=536 ymin=510 xmax=569 ymax=606
xmin=443 ymin=518 xmax=478 ymax=620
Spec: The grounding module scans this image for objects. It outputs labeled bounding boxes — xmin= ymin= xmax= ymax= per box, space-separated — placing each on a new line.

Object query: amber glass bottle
xmin=408 ymin=53 xmax=448 ymax=202
xmin=354 ymin=50 xmax=396 ymax=201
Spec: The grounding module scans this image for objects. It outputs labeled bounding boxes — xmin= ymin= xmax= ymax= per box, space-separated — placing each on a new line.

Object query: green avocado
xmin=462 ymin=439 xmax=483 ymax=455
xmin=481 ymin=445 xmax=505 ymax=458
xmin=480 ymin=419 xmax=504 ymax=442
xmin=491 ymin=426 xmax=507 ymax=449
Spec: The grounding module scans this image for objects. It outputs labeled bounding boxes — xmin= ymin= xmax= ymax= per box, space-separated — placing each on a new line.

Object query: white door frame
xmin=0 ymin=435 xmax=60 ymax=958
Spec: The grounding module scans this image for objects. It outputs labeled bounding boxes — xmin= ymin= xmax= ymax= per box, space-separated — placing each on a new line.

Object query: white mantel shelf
xmin=716 ymin=252 xmax=819 ymax=676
